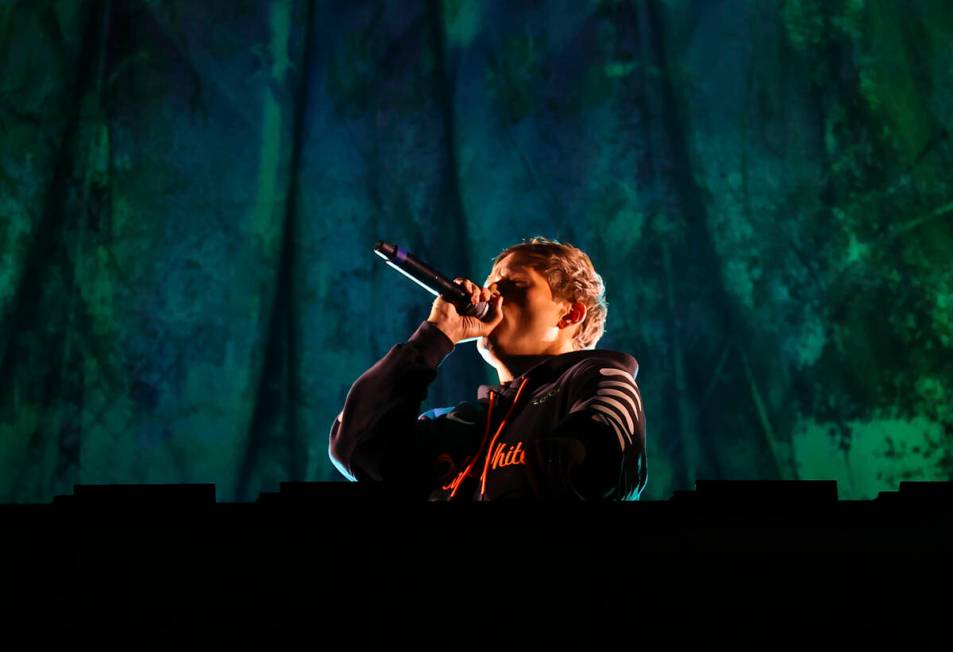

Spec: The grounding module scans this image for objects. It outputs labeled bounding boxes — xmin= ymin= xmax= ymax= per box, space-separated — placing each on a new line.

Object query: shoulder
xmin=564 ymin=353 xmax=644 ymax=442
xmin=564 ymin=350 xmax=639 ymax=386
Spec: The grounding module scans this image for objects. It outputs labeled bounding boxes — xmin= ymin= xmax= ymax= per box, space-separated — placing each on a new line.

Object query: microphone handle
xmin=374 ymin=241 xmax=491 ymax=320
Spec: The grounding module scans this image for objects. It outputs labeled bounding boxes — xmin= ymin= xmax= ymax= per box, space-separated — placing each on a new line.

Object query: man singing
xmin=329 ymin=236 xmax=646 ymax=501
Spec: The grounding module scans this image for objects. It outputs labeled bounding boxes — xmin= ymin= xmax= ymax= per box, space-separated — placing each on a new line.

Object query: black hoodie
xmin=328 ymin=320 xmax=647 ymax=501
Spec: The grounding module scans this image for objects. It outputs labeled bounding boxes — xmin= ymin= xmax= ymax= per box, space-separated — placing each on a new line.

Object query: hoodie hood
xmin=477 ymin=348 xmax=638 ymax=402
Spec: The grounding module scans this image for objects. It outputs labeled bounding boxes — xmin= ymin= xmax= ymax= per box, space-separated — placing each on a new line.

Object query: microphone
xmin=373 ymin=241 xmax=491 ymax=320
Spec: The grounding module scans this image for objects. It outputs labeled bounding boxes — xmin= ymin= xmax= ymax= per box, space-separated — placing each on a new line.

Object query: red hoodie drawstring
xmin=443 ymin=377 xmax=530 ymax=500
xmin=479 ymin=377 xmax=529 ymax=497
xmin=444 ymin=391 xmax=495 ymax=499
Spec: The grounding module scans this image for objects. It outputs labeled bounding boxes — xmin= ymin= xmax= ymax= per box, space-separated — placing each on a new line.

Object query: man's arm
xmin=328 ymin=320 xmax=458 ymax=498
xmin=525 ymin=361 xmax=647 ymax=501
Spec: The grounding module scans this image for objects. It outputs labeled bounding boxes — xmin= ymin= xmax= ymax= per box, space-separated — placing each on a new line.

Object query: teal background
xmin=1 ymin=0 xmax=951 ymax=502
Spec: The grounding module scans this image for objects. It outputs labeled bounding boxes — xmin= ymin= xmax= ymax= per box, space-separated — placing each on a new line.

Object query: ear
xmin=560 ymin=300 xmax=586 ymax=327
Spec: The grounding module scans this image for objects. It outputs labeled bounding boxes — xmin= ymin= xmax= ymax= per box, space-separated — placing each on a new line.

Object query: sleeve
xmin=327 ymin=320 xmax=477 ymax=499
xmin=524 ymin=360 xmax=647 ymax=501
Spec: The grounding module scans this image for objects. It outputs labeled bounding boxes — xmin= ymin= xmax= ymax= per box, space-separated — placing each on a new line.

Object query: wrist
xmin=426 ymin=319 xmax=458 ymax=345
xmin=408 ymin=320 xmax=456 ymax=368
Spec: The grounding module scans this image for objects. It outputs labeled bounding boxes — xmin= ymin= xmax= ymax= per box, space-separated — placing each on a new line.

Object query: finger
xmin=454 ymin=278 xmax=476 ymax=303
xmin=462 ymin=279 xmax=485 ymax=306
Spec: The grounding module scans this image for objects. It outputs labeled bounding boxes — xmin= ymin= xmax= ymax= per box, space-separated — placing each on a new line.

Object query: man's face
xmin=477 ymin=253 xmax=576 ymax=359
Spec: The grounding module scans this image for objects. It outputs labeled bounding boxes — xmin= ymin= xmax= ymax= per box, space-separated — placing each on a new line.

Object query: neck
xmin=494 ymin=343 xmax=575 ymax=383
xmin=495 ymin=355 xmax=551 ymax=384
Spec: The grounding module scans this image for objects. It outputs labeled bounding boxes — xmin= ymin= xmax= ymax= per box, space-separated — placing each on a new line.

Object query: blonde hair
xmin=490 ymin=236 xmax=608 ymax=350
